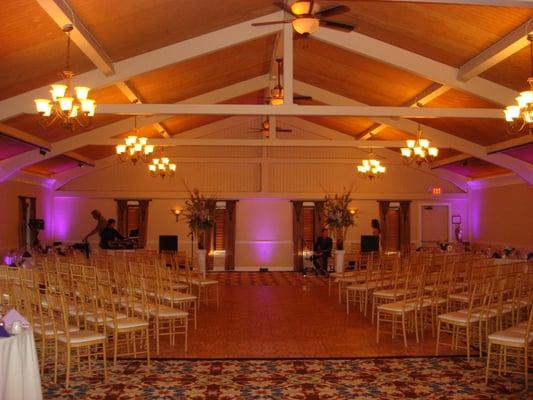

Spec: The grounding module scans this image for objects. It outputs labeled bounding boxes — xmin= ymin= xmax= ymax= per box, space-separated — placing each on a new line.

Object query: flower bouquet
xmin=323 ymin=188 xmax=356 ymax=250
xmin=184 ymin=188 xmax=217 ymax=249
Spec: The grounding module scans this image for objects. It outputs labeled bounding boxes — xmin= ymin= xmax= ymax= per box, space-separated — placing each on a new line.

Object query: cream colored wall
xmin=235 ymin=199 xmax=293 ymax=269
xmin=468 ymin=183 xmax=533 ymax=249
xmin=0 ymin=180 xmax=54 ymax=257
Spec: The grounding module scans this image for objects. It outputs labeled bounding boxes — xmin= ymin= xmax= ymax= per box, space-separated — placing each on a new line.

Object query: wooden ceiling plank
xmin=115 ymin=81 xmax=170 ymax=138
xmin=312 ymin=28 xmax=518 ymax=105
xmin=35 ymin=103 xmax=500 ymax=118
xmin=358 ymin=83 xmax=451 ymax=139
xmin=0 ymin=75 xmax=269 ymax=183
xmin=430 ymin=153 xmax=472 ymax=169
xmin=458 ymin=18 xmax=533 ymax=81
xmin=282 ymin=23 xmax=294 ymax=105
xmin=372 ymin=0 xmax=533 ymax=6
xmin=0 ymin=11 xmax=283 ymax=122
xmin=63 ymin=151 xmax=95 ymax=167
xmin=486 ymin=135 xmax=533 ymax=154
xmin=294 ymin=80 xmax=533 ymax=184
xmin=35 ymin=0 xmax=114 ymax=76
xmin=0 ymin=122 xmax=51 ymax=151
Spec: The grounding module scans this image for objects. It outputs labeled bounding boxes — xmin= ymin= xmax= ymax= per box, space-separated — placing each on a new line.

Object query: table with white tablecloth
xmin=0 ymin=328 xmax=43 ymax=400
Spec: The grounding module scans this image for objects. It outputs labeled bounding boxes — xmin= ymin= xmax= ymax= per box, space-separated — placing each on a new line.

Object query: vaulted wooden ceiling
xmin=1 ymin=0 xmax=532 ymax=187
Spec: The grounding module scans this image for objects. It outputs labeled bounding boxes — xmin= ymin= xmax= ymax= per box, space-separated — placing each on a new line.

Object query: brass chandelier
xmin=115 ymin=117 xmax=154 ymax=164
xmin=401 ymin=124 xmax=439 ymax=165
xmin=34 ymin=25 xmax=96 ymax=130
xmin=148 ymin=156 xmax=176 ymax=178
xmin=504 ymin=33 xmax=533 ymax=135
xmin=357 ymin=151 xmax=386 ymax=179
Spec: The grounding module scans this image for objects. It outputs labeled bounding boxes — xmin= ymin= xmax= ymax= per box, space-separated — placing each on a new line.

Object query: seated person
xmin=312 ymin=228 xmax=333 ymax=276
xmin=100 ymin=219 xmax=124 ymax=249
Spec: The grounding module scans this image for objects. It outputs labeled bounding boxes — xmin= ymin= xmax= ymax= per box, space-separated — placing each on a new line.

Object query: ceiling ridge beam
xmin=312 ymin=29 xmax=517 ymax=105
xmin=63 ymin=151 xmax=95 ymax=167
xmin=458 ymin=18 xmax=533 ymax=81
xmin=115 ymin=81 xmax=171 ymax=138
xmin=0 ymin=122 xmax=52 ymax=151
xmin=358 ymin=83 xmax=451 ymax=139
xmin=486 ymin=135 xmax=533 ymax=154
xmin=0 ymin=12 xmax=283 ymax=122
xmin=293 ymin=80 xmax=533 ymax=184
xmin=18 ymin=103 xmax=502 ymax=118
xmin=430 ymin=154 xmax=472 ymax=169
xmin=0 ymin=75 xmax=269 ymax=183
xmin=35 ymin=0 xmax=114 ymax=76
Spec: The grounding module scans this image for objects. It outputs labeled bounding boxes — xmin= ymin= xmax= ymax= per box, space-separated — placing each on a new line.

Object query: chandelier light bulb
xmin=74 ymin=86 xmax=90 ymax=100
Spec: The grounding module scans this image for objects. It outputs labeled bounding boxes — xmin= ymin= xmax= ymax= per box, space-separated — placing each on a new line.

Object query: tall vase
xmin=196 ymin=249 xmax=207 ymax=277
xmin=335 ymin=250 xmax=345 ymax=273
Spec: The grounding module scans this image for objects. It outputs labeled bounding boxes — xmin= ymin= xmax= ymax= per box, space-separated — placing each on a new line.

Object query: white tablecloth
xmin=0 ymin=328 xmax=43 ymax=400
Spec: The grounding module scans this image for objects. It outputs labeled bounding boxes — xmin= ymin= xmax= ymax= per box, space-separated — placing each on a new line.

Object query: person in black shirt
xmin=313 ymin=228 xmax=333 ymax=276
xmin=100 ymin=219 xmax=124 ymax=249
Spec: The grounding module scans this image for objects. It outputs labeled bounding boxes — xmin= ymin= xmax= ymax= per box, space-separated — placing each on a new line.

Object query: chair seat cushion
xmin=438 ymin=311 xmax=479 ymax=324
xmin=85 ymin=311 xmax=128 ymax=323
xmin=105 ymin=317 xmax=148 ymax=330
xmin=377 ymin=301 xmax=416 ymax=313
xmin=160 ymin=291 xmax=197 ymax=302
xmin=34 ymin=324 xmax=79 ymax=336
xmin=57 ymin=330 xmax=106 ymax=344
xmin=489 ymin=328 xmax=533 ymax=346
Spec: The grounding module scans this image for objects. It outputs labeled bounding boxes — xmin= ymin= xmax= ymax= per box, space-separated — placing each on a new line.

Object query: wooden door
xmin=385 ymin=208 xmax=400 ymax=251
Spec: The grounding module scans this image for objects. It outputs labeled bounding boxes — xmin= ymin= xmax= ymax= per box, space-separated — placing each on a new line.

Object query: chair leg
xmin=376 ymin=311 xmax=380 ymax=344
xmin=145 ymin=327 xmax=151 ymax=366
xmin=525 ymin=346 xmax=529 ymax=391
xmin=113 ymin=332 xmax=118 ymax=368
xmin=466 ymin=326 xmax=471 ymax=361
xmin=485 ymin=341 xmax=492 ymax=384
xmin=401 ymin=315 xmax=408 ymax=348
xmin=216 ymin=284 xmax=219 ymax=308
xmin=435 ymin=320 xmax=441 ymax=355
xmin=65 ymin=346 xmax=71 ymax=389
xmin=102 ymin=342 xmax=108 ymax=383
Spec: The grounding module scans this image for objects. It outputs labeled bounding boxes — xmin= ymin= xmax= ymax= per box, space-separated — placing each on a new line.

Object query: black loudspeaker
xmin=159 ymin=235 xmax=178 ymax=253
xmin=29 ymin=218 xmax=45 ymax=230
xmin=361 ymin=235 xmax=379 ymax=252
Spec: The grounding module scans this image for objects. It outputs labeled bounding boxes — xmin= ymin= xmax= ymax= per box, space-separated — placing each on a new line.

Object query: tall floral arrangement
xmin=323 ymin=188 xmax=357 ymax=250
xmin=184 ymin=188 xmax=217 ymax=249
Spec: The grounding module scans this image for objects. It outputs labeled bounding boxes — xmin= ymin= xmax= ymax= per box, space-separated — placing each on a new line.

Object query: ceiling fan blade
xmin=319 ymin=19 xmax=356 ymax=32
xmin=294 ymin=95 xmax=312 ymax=100
xmin=276 ymin=128 xmax=293 ymax=132
xmin=252 ymin=20 xmax=291 ymax=26
xmin=314 ymin=5 xmax=349 ymax=19
xmin=249 ymin=128 xmax=264 ymax=132
xmin=274 ymin=1 xmax=296 ymax=16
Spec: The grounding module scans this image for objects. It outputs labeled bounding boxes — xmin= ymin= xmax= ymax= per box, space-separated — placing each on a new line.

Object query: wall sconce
xmin=171 ymin=208 xmax=182 ymax=222
xmin=349 ymin=209 xmax=357 ymax=215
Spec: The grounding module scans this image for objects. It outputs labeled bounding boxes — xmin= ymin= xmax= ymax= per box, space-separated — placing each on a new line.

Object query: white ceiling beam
xmin=312 ymin=29 xmax=518 ymax=105
xmin=19 ymin=103 xmax=500 ymax=118
xmin=458 ymin=19 xmax=533 ymax=81
xmin=103 ymin=138 xmax=408 ymax=148
xmin=430 ymin=153 xmax=471 ymax=169
xmin=294 ymin=80 xmax=533 ymax=184
xmin=0 ymin=122 xmax=52 ymax=151
xmin=63 ymin=151 xmax=96 ymax=167
xmin=372 ymin=1 xmax=533 ymax=6
xmin=35 ymin=0 xmax=114 ymax=76
xmin=486 ymin=135 xmax=533 ymax=154
xmin=52 ymin=116 xmax=470 ymax=193
xmin=115 ymin=81 xmax=171 ymax=138
xmin=0 ymin=75 xmax=269 ymax=183
xmin=358 ymin=83 xmax=451 ymax=139
xmin=0 ymin=12 xmax=283 ymax=122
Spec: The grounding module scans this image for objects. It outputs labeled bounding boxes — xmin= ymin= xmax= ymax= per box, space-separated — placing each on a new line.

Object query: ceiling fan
xmin=252 ymin=1 xmax=355 ymax=36
xmin=267 ymin=58 xmax=312 ymax=105
xmin=249 ymin=118 xmax=292 ymax=138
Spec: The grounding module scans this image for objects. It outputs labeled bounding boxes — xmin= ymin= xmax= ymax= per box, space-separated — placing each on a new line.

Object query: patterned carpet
xmin=211 ymin=271 xmax=327 ymax=286
xmin=42 ymin=357 xmax=530 ymax=399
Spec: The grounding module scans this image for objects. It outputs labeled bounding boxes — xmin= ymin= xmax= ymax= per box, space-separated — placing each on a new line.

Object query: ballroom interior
xmin=1 ymin=0 xmax=533 ymax=399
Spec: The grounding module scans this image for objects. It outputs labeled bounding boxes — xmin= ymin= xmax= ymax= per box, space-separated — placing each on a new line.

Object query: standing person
xmin=371 ymin=219 xmax=382 ymax=252
xmin=100 ymin=219 xmax=124 ymax=249
xmin=313 ymin=228 xmax=333 ymax=276
xmin=84 ymin=209 xmax=107 ymax=248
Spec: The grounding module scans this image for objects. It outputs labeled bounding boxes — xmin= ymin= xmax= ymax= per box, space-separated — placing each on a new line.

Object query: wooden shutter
xmin=214 ymin=208 xmax=226 ymax=251
xmin=302 ymin=206 xmax=315 ymax=250
xmin=126 ymin=205 xmax=140 ymax=235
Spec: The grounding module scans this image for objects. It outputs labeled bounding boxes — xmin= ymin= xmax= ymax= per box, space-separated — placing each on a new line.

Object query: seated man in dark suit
xmin=100 ymin=219 xmax=124 ymax=249
xmin=313 ymin=228 xmax=333 ymax=276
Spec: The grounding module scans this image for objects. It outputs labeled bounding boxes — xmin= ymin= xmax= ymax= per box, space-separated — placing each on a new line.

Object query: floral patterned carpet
xmin=42 ymin=357 xmax=530 ymax=399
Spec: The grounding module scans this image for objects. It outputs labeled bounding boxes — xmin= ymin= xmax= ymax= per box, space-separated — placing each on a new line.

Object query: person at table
xmin=313 ymin=228 xmax=333 ymax=276
xmin=100 ymin=219 xmax=124 ymax=249
xmin=84 ymin=209 xmax=107 ymax=248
